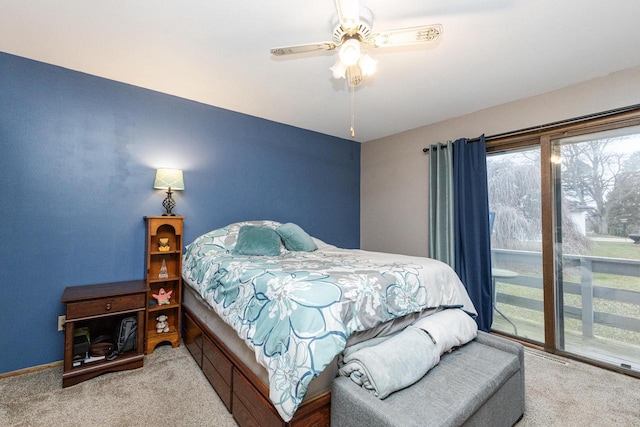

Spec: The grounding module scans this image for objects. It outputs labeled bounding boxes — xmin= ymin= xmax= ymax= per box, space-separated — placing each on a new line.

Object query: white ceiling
xmin=2 ymin=1 xmax=640 ymax=142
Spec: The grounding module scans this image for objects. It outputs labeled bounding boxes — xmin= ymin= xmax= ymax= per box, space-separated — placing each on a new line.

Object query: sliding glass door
xmin=487 ymin=148 xmax=545 ymax=343
xmin=552 ymin=126 xmax=640 ymax=371
xmin=485 ymin=110 xmax=640 ymax=375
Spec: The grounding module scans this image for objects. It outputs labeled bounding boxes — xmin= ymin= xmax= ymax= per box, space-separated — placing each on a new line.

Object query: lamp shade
xmin=154 ymin=168 xmax=185 ymax=190
xmin=358 ymin=53 xmax=377 ymax=76
xmin=330 ymin=59 xmax=347 ymax=79
xmin=339 ymin=38 xmax=361 ymax=66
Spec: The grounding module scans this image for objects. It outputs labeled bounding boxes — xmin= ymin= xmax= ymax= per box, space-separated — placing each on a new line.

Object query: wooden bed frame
xmin=183 ymin=307 xmax=331 ymax=427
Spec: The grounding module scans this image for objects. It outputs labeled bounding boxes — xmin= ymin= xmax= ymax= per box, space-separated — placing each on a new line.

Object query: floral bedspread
xmin=182 ymin=224 xmax=476 ymax=421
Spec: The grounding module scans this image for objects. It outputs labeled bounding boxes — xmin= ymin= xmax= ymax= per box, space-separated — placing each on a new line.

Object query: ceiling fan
xmin=270 ymin=0 xmax=443 ymax=138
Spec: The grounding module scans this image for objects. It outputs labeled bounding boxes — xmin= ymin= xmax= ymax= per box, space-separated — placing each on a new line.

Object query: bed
xmin=181 ymin=220 xmax=478 ymax=426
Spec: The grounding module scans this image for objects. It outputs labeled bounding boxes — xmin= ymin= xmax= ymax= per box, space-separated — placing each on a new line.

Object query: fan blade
xmin=270 ymin=42 xmax=336 ymax=56
xmin=368 ymin=24 xmax=443 ymax=48
xmin=334 ymin=0 xmax=360 ymax=35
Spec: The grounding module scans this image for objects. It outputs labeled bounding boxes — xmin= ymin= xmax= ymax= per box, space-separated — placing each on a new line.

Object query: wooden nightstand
xmin=60 ymin=279 xmax=149 ymax=388
xmin=144 ymin=216 xmax=184 ymax=354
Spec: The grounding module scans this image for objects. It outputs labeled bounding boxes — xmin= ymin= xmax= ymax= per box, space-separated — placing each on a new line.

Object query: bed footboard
xmin=183 ymin=308 xmax=330 ymax=427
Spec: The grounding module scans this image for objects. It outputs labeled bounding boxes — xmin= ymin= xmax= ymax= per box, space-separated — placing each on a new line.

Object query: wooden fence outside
xmin=492 ymin=249 xmax=640 ymax=337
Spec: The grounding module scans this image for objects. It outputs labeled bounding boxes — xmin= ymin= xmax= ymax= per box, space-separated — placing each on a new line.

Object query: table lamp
xmin=153 ymin=168 xmax=184 ymax=216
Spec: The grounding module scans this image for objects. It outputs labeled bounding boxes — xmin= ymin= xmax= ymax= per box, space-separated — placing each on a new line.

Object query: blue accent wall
xmin=0 ymin=52 xmax=360 ymax=374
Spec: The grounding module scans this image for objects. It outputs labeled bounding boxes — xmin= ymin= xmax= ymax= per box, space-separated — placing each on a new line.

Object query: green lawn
xmin=588 ymin=240 xmax=640 ymax=260
xmin=569 ymin=240 xmax=640 ymax=292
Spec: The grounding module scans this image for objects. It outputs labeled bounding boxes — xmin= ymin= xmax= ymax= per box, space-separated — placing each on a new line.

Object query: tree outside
xmin=560 ymin=135 xmax=640 ymax=240
xmin=487 ymin=150 xmax=541 ymax=251
xmin=488 ymin=134 xmax=640 ymax=253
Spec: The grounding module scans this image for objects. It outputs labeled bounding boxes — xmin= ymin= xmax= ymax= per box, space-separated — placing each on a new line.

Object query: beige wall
xmin=361 ymin=66 xmax=640 ymax=257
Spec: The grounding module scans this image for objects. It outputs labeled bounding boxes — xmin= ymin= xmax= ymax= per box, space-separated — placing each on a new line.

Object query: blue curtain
xmin=453 ymin=136 xmax=493 ymax=331
xmin=428 ymin=141 xmax=455 ymax=267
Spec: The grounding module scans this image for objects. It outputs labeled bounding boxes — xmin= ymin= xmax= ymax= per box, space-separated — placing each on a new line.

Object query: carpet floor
xmin=1 ymin=343 xmax=638 ymax=426
xmin=516 ymin=348 xmax=639 ymax=426
xmin=0 ymin=345 xmax=236 ymax=427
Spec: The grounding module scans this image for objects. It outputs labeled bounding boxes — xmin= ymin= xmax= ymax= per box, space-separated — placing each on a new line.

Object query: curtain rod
xmin=422 ymin=138 xmax=479 ymax=153
xmin=422 ymin=103 xmax=640 ymax=153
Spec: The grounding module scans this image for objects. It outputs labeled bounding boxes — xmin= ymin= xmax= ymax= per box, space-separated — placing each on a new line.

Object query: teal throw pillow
xmin=276 ymin=223 xmax=318 ymax=252
xmin=233 ymin=225 xmax=281 ymax=256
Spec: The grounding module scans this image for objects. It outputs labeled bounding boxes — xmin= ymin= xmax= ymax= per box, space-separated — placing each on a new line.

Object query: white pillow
xmin=311 ymin=237 xmax=337 ymax=251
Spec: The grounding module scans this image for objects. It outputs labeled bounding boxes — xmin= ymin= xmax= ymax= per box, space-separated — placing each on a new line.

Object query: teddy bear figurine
xmin=158 ymin=237 xmax=170 ymax=252
xmin=156 ymin=314 xmax=169 ymax=333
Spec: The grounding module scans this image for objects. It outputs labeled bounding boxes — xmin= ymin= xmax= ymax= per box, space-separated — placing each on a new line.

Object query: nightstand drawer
xmin=66 ymin=293 xmax=146 ymax=319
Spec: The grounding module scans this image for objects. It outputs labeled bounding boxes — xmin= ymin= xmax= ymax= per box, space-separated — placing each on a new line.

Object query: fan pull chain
xmin=350 ymin=82 xmax=356 ymax=138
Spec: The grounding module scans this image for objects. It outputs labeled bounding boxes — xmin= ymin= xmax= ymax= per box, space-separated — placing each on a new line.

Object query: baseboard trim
xmin=0 ymin=360 xmax=63 ymax=379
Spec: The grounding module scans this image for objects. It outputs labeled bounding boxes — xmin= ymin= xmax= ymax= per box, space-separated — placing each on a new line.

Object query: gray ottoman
xmin=331 ymin=331 xmax=524 ymax=427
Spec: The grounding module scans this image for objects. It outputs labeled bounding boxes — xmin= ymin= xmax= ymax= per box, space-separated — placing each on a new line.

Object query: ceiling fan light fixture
xmin=358 ymin=53 xmax=377 ymax=76
xmin=339 ymin=38 xmax=361 ymax=67
xmin=330 ymin=59 xmax=347 ymax=79
xmin=270 ymin=2 xmax=443 ymax=139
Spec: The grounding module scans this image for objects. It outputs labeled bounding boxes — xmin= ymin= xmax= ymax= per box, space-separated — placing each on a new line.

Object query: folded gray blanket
xmin=338 ymin=326 xmax=440 ymax=399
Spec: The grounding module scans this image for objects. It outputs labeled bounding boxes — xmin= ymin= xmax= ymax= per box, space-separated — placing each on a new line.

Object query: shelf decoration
xmin=158 ymin=237 xmax=170 ymax=252
xmin=152 ymin=287 xmax=172 ymax=305
xmin=156 ymin=314 xmax=170 ymax=333
xmin=158 ymin=259 xmax=169 ymax=279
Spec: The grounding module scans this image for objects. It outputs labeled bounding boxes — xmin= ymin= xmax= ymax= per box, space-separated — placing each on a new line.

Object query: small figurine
xmin=158 ymin=238 xmax=170 ymax=252
xmin=152 ymin=288 xmax=172 ymax=305
xmin=156 ymin=314 xmax=170 ymax=333
xmin=158 ymin=259 xmax=169 ymax=279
